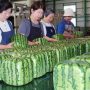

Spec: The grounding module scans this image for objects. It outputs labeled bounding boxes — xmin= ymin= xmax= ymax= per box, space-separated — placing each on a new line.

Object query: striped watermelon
xmin=0 ymin=50 xmax=33 ymax=86
xmin=70 ymin=52 xmax=90 ymax=64
xmin=30 ymin=52 xmax=47 ymax=78
xmin=73 ymin=31 xmax=83 ymax=38
xmin=35 ymin=38 xmax=48 ymax=45
xmin=2 ymin=57 xmax=33 ymax=86
xmin=11 ymin=33 xmax=28 ymax=48
xmin=53 ymin=60 xmax=90 ymax=90
xmin=53 ymin=34 xmax=65 ymax=40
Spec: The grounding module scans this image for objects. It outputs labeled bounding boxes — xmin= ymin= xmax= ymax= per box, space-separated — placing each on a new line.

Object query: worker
xmin=41 ymin=9 xmax=57 ymax=42
xmin=57 ymin=8 xmax=75 ymax=39
xmin=0 ymin=1 xmax=14 ymax=49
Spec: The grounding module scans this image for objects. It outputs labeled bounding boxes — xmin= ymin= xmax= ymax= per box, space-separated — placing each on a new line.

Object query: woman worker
xmin=0 ymin=1 xmax=14 ymax=49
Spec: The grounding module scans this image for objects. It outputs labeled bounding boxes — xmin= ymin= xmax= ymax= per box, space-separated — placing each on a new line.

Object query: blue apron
xmin=0 ymin=20 xmax=14 ymax=45
xmin=27 ymin=20 xmax=43 ymax=41
xmin=46 ymin=26 xmax=55 ymax=38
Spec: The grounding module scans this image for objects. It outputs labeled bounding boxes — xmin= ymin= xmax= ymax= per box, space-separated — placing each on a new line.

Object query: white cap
xmin=63 ymin=8 xmax=74 ymax=16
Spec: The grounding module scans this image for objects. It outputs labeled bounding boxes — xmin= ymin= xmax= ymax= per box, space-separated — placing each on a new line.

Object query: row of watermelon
xmin=11 ymin=33 xmax=83 ymax=48
xmin=0 ymin=37 xmax=90 ymax=86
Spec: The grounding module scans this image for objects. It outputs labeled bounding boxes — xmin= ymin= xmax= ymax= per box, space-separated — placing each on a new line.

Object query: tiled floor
xmin=0 ymin=72 xmax=54 ymax=90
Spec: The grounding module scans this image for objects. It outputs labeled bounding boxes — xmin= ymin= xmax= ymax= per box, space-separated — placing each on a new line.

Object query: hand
xmin=34 ymin=41 xmax=40 ymax=45
xmin=6 ymin=42 xmax=13 ymax=49
xmin=64 ymin=34 xmax=74 ymax=39
xmin=64 ymin=31 xmax=74 ymax=39
xmin=28 ymin=41 xmax=39 ymax=46
xmin=66 ymin=30 xmax=73 ymax=34
xmin=48 ymin=38 xmax=58 ymax=42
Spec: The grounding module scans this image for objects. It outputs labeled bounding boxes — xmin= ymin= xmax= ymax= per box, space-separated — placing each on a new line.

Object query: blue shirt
xmin=57 ymin=18 xmax=74 ymax=34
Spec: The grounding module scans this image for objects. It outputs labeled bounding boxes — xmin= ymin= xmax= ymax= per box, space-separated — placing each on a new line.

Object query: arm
xmin=0 ymin=43 xmax=13 ymax=49
xmin=43 ymin=36 xmax=57 ymax=42
xmin=28 ymin=41 xmax=39 ymax=46
xmin=18 ymin=19 xmax=30 ymax=37
xmin=63 ymin=23 xmax=75 ymax=39
xmin=18 ymin=19 xmax=36 ymax=45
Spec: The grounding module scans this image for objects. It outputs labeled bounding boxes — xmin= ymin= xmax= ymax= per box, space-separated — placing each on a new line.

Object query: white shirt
xmin=41 ymin=20 xmax=55 ymax=36
xmin=0 ymin=30 xmax=2 ymax=43
xmin=0 ymin=20 xmax=11 ymax=43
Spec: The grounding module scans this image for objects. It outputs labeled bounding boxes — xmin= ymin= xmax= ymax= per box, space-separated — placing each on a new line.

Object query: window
xmin=64 ymin=5 xmax=76 ymax=26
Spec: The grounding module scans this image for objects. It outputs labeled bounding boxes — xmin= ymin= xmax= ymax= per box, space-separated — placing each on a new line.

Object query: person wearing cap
xmin=57 ymin=8 xmax=75 ymax=39
xmin=41 ymin=9 xmax=57 ymax=42
xmin=0 ymin=1 xmax=14 ymax=49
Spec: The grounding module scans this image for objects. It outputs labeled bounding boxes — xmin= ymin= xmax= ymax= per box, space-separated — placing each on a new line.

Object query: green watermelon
xmin=73 ymin=31 xmax=83 ymax=38
xmin=30 ymin=52 xmax=46 ymax=78
xmin=53 ymin=34 xmax=65 ymax=40
xmin=11 ymin=33 xmax=28 ymax=48
xmin=35 ymin=38 xmax=48 ymax=45
xmin=53 ymin=60 xmax=90 ymax=90
xmin=0 ymin=51 xmax=33 ymax=86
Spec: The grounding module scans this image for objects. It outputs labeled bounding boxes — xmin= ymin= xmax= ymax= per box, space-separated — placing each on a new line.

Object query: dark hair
xmin=44 ymin=9 xmax=55 ymax=17
xmin=0 ymin=1 xmax=12 ymax=13
xmin=30 ymin=1 xmax=45 ymax=14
